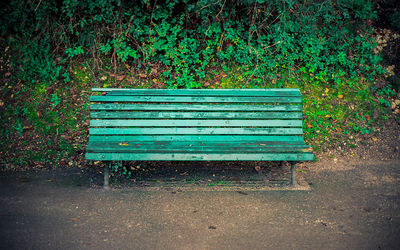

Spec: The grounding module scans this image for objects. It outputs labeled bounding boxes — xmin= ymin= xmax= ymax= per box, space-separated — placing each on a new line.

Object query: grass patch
xmin=0 ymin=62 xmax=395 ymax=171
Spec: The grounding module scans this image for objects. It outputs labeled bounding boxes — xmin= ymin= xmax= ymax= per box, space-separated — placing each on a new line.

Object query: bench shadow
xmin=99 ymin=161 xmax=310 ymax=191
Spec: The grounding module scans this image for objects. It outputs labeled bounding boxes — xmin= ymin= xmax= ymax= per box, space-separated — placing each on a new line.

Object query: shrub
xmin=1 ymin=0 xmax=385 ymax=88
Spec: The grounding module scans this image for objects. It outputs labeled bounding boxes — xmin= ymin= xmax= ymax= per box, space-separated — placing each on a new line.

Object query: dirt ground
xmin=1 ymin=121 xmax=400 ymax=249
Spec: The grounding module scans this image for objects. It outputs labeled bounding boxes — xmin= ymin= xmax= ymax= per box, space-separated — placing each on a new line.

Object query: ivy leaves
xmin=2 ymin=0 xmax=383 ymax=89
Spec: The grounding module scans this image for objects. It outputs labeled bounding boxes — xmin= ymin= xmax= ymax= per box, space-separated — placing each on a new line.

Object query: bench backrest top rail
xmin=91 ymin=88 xmax=301 ymax=96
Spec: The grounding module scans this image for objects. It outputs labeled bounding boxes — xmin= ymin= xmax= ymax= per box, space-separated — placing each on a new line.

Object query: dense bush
xmin=1 ymin=0 xmax=384 ymax=88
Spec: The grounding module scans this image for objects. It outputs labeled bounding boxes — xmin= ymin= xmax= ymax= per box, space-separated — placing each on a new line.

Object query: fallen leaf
xmin=307 ymin=123 xmax=313 ymax=128
xmin=70 ymin=217 xmax=79 ymax=221
xmin=301 ymin=147 xmax=313 ymax=152
xmin=119 ymin=142 xmax=129 ymax=146
xmin=338 ymin=94 xmax=344 ymax=99
xmin=116 ymin=75 xmax=125 ymax=81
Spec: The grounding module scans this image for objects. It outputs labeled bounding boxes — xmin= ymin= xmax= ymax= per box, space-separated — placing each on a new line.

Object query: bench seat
xmin=86 ymin=141 xmax=312 ymax=161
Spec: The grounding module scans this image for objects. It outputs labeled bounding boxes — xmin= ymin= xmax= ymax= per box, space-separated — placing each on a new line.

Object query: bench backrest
xmin=88 ymin=88 xmax=306 ymax=145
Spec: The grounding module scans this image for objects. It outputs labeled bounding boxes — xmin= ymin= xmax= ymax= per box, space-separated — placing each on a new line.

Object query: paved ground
xmin=0 ymin=157 xmax=399 ymax=249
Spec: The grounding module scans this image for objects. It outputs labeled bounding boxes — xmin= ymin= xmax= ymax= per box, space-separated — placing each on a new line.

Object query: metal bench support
xmin=104 ymin=162 xmax=110 ymax=190
xmin=290 ymin=162 xmax=296 ymax=187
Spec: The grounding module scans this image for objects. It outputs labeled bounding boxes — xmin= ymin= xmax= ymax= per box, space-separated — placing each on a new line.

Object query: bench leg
xmin=290 ymin=162 xmax=296 ymax=187
xmin=104 ymin=162 xmax=110 ymax=190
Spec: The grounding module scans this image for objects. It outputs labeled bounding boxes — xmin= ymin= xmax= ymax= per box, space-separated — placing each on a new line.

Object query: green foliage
xmin=1 ymin=0 xmax=385 ymax=88
xmin=51 ymin=93 xmax=61 ymax=108
xmin=298 ymin=74 xmax=384 ymax=151
xmin=109 ymin=161 xmax=133 ymax=179
xmin=65 ymin=46 xmax=85 ymax=58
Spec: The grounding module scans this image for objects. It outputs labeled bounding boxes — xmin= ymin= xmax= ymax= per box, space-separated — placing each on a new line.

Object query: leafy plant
xmin=51 ymin=93 xmax=61 ymax=108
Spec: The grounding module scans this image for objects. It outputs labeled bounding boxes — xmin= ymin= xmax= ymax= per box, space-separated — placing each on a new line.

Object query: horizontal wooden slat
xmin=90 ymin=95 xmax=302 ymax=103
xmin=85 ymin=152 xmax=315 ymax=161
xmin=92 ymin=88 xmax=301 ymax=97
xmin=90 ymin=111 xmax=303 ymax=119
xmin=90 ymin=119 xmax=303 ymax=127
xmin=89 ymin=127 xmax=303 ymax=135
xmin=90 ymin=104 xmax=303 ymax=111
xmin=87 ymin=141 xmax=310 ymax=153
xmin=87 ymin=147 xmax=309 ymax=153
xmin=88 ymin=135 xmax=306 ymax=143
xmin=88 ymin=141 xmax=306 ymax=147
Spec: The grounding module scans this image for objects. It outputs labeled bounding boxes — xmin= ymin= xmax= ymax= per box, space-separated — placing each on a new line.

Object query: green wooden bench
xmin=85 ymin=88 xmax=314 ymax=188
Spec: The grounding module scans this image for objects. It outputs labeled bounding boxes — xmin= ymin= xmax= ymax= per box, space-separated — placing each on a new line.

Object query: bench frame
xmin=86 ymin=88 xmax=314 ymax=188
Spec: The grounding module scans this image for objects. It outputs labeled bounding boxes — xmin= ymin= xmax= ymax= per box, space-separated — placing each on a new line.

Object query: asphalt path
xmin=1 ymin=159 xmax=399 ymax=249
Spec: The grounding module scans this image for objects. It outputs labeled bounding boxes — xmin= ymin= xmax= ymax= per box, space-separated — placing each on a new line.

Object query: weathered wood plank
xmin=92 ymin=88 xmax=302 ymax=97
xmin=88 ymin=135 xmax=306 ymax=142
xmin=87 ymin=141 xmax=310 ymax=153
xmin=90 ymin=95 xmax=302 ymax=103
xmin=87 ymin=140 xmax=307 ymax=147
xmin=89 ymin=127 xmax=304 ymax=135
xmin=85 ymin=152 xmax=315 ymax=161
xmin=90 ymin=119 xmax=303 ymax=127
xmin=90 ymin=104 xmax=303 ymax=111
xmin=87 ymin=147 xmax=309 ymax=153
xmin=90 ymin=111 xmax=303 ymax=119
